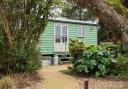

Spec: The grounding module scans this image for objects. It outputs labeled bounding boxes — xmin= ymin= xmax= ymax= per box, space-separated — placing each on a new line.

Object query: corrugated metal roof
xmin=49 ymin=17 xmax=98 ymax=25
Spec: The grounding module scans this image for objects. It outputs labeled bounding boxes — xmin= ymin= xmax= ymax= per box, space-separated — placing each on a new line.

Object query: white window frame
xmin=77 ymin=26 xmax=84 ymax=37
xmin=54 ymin=23 xmax=68 ymax=43
xmin=54 ymin=24 xmax=61 ymax=43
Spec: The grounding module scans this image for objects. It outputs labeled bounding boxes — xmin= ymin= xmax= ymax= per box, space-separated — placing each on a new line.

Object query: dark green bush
xmin=69 ymin=39 xmax=85 ymax=63
xmin=100 ymin=42 xmax=128 ymax=77
xmin=0 ymin=42 xmax=41 ymax=74
xmin=69 ymin=41 xmax=128 ymax=77
xmin=11 ymin=46 xmax=42 ymax=73
xmin=101 ymin=41 xmax=125 ymax=57
xmin=72 ymin=45 xmax=113 ymax=77
xmin=111 ymin=53 xmax=128 ymax=76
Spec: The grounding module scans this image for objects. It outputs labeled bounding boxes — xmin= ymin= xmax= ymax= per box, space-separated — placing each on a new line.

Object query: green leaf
xmin=96 ymin=71 xmax=101 ymax=78
xmin=84 ymin=65 xmax=89 ymax=73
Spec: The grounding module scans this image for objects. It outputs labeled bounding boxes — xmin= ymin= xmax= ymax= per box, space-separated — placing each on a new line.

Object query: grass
xmin=12 ymin=72 xmax=43 ymax=89
xmin=0 ymin=71 xmax=43 ymax=89
xmin=0 ymin=76 xmax=15 ymax=89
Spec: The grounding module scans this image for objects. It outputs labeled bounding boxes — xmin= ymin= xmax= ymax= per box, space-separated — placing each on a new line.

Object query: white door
xmin=54 ymin=24 xmax=68 ymax=52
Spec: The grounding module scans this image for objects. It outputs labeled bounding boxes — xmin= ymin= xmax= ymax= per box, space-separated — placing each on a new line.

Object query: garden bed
xmin=76 ymin=76 xmax=128 ymax=89
xmin=60 ymin=67 xmax=128 ymax=89
xmin=0 ymin=70 xmax=43 ymax=89
xmin=13 ymin=71 xmax=43 ymax=89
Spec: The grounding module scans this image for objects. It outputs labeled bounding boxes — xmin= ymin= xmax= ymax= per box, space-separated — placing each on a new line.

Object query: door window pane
xmin=55 ymin=25 xmax=61 ymax=43
xmin=62 ymin=26 xmax=67 ymax=43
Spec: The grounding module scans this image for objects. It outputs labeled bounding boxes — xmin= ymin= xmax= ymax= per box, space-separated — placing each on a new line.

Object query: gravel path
xmin=41 ymin=65 xmax=80 ymax=89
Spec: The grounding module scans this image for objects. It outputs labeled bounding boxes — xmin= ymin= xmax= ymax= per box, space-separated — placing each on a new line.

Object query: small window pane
xmin=56 ymin=35 xmax=61 ymax=43
xmin=55 ymin=25 xmax=61 ymax=43
xmin=62 ymin=26 xmax=67 ymax=43
xmin=77 ymin=26 xmax=84 ymax=37
xmin=77 ymin=27 xmax=80 ymax=36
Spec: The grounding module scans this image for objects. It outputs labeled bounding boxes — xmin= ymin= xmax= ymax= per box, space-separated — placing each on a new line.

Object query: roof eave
xmin=49 ymin=19 xmax=98 ymax=26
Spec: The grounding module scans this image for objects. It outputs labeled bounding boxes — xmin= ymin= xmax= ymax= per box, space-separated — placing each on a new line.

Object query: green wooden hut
xmin=39 ymin=18 xmax=98 ymax=65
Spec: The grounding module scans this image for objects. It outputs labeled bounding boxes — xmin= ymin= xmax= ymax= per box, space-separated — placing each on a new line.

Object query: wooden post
xmin=84 ymin=80 xmax=88 ymax=89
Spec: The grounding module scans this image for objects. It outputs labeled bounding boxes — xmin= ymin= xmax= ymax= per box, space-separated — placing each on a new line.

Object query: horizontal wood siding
xmin=39 ymin=22 xmax=54 ymax=54
xmin=68 ymin=24 xmax=77 ymax=39
xmin=39 ymin=21 xmax=97 ymax=55
xmin=68 ymin=24 xmax=97 ymax=45
xmin=84 ymin=26 xmax=97 ymax=45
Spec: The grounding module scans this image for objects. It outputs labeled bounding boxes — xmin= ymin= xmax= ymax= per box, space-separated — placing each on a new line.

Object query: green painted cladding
xmin=84 ymin=26 xmax=97 ymax=45
xmin=39 ymin=21 xmax=98 ymax=54
xmin=68 ymin=24 xmax=97 ymax=45
xmin=39 ymin=22 xmax=54 ymax=54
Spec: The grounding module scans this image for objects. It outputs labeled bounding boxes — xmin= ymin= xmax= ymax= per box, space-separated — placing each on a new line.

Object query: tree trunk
xmin=79 ymin=7 xmax=82 ymax=20
xmin=83 ymin=0 xmax=128 ymax=51
xmin=122 ymin=31 xmax=128 ymax=52
xmin=0 ymin=6 xmax=12 ymax=49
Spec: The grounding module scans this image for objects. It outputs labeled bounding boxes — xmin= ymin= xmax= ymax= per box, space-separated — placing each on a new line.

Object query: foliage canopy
xmin=0 ymin=0 xmax=57 ymax=74
xmin=106 ymin=0 xmax=128 ymax=16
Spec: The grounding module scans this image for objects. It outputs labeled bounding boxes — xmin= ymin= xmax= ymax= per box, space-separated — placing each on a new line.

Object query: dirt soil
xmin=12 ymin=70 xmax=43 ymax=89
xmin=61 ymin=64 xmax=128 ymax=89
xmin=75 ymin=76 xmax=128 ymax=89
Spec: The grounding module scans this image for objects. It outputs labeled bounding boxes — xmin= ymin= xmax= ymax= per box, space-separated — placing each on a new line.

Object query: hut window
xmin=77 ymin=26 xmax=84 ymax=37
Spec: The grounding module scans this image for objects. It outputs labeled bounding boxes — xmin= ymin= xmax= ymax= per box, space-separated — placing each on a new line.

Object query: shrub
xmin=116 ymin=53 xmax=128 ymax=64
xmin=11 ymin=45 xmax=42 ymax=73
xmin=69 ymin=39 xmax=85 ymax=63
xmin=0 ymin=76 xmax=15 ymax=89
xmin=72 ymin=45 xmax=113 ymax=77
xmin=0 ymin=42 xmax=42 ymax=74
xmin=111 ymin=53 xmax=128 ymax=76
xmin=101 ymin=42 xmax=118 ymax=57
xmin=100 ymin=43 xmax=128 ymax=77
xmin=100 ymin=42 xmax=114 ymax=49
xmin=100 ymin=41 xmax=125 ymax=57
